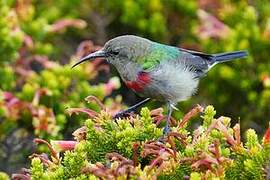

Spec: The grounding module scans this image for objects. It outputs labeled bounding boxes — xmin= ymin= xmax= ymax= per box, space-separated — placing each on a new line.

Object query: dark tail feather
xmin=213 ymin=50 xmax=248 ymax=63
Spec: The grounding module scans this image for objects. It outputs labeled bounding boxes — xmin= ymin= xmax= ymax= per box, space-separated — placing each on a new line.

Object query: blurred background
xmin=0 ymin=0 xmax=270 ymax=174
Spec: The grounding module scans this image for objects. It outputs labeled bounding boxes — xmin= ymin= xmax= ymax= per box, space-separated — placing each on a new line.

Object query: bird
xmin=72 ymin=35 xmax=248 ymax=135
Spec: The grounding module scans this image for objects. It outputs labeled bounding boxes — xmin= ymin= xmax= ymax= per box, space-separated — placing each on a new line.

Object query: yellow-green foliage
xmin=84 ymin=108 xmax=162 ymax=162
xmin=27 ymin=106 xmax=270 ymax=179
xmin=0 ymin=172 xmax=9 ymax=180
xmin=0 ymin=1 xmax=24 ymax=63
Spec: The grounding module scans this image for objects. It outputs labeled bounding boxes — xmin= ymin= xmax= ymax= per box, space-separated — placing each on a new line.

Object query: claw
xmin=157 ymin=125 xmax=171 ymax=143
xmin=113 ymin=110 xmax=133 ymax=119
xmin=163 ymin=125 xmax=171 ymax=135
xmin=112 ymin=98 xmax=151 ymax=120
xmin=157 ymin=135 xmax=166 ymax=143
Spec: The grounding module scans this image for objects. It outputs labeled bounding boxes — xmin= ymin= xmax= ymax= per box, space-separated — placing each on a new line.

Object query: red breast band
xmin=125 ymin=72 xmax=151 ymax=92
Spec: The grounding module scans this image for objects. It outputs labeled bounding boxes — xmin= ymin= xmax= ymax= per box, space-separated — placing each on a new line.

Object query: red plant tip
xmin=263 ymin=124 xmax=270 ymax=144
xmin=132 ymin=142 xmax=140 ymax=166
xmin=11 ymin=167 xmax=31 ymax=180
xmin=33 ymin=138 xmax=59 ymax=162
xmin=31 ymin=55 xmax=58 ymax=69
xmin=191 ymin=153 xmax=218 ymax=170
xmin=65 ymin=107 xmax=98 ymax=118
xmin=150 ymin=108 xmax=164 ymax=116
xmin=29 ymin=153 xmax=52 ymax=167
xmin=49 ymin=19 xmax=87 ymax=33
xmin=73 ymin=126 xmax=87 ymax=141
xmin=51 ymin=140 xmax=78 ymax=152
xmin=85 ymin=95 xmax=106 ymax=110
xmin=3 ymin=91 xmax=15 ymax=101
xmin=233 ymin=123 xmax=241 ymax=146
xmin=196 ymin=9 xmax=231 ymax=39
xmin=216 ymin=119 xmax=237 ymax=147
xmin=11 ymin=174 xmax=30 ymax=180
xmin=168 ymin=132 xmax=188 ymax=147
xmin=179 ymin=104 xmax=204 ymax=128
xmin=76 ymin=40 xmax=101 ymax=58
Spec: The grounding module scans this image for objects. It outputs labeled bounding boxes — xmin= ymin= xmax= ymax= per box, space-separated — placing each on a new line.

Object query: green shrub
xmin=14 ymin=104 xmax=270 ymax=179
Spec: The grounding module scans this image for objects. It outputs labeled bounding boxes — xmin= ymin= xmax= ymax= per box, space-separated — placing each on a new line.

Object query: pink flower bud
xmin=263 ymin=125 xmax=270 ymax=144
xmin=104 ymin=77 xmax=120 ymax=95
xmin=51 ymin=140 xmax=77 ymax=152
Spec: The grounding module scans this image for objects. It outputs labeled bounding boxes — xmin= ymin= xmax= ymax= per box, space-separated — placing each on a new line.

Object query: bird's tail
xmin=212 ymin=50 xmax=248 ymax=63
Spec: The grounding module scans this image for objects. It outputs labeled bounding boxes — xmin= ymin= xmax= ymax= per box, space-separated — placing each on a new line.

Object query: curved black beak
xmin=72 ymin=49 xmax=106 ymax=68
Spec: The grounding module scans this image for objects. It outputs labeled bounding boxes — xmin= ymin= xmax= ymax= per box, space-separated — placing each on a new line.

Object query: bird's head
xmin=72 ymin=35 xmax=152 ymax=68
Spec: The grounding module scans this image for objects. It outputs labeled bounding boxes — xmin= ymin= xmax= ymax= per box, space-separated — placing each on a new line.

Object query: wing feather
xmin=142 ymin=45 xmax=214 ymax=78
xmin=177 ymin=48 xmax=213 ymax=77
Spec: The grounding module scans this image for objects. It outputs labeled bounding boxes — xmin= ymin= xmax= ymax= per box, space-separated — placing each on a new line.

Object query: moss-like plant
xmin=10 ymin=100 xmax=270 ymax=179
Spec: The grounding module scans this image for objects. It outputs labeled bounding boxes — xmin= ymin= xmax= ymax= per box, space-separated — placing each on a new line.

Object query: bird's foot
xmin=163 ymin=125 xmax=171 ymax=136
xmin=157 ymin=126 xmax=171 ymax=143
xmin=113 ymin=98 xmax=151 ymax=120
xmin=113 ymin=109 xmax=134 ymax=119
xmin=157 ymin=136 xmax=166 ymax=143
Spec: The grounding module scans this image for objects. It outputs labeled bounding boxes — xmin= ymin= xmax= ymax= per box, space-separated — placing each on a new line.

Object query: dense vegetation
xmin=0 ymin=0 xmax=269 ymax=178
xmin=8 ymin=104 xmax=270 ymax=179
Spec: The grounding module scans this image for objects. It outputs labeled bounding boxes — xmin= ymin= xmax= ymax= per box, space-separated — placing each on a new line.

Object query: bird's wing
xmin=177 ymin=48 xmax=214 ymax=77
xmin=178 ymin=48 xmax=213 ymax=59
xmin=143 ymin=47 xmax=214 ymax=78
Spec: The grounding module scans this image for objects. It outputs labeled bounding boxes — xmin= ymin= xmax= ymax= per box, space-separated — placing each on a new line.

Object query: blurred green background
xmin=0 ymin=0 xmax=270 ymax=174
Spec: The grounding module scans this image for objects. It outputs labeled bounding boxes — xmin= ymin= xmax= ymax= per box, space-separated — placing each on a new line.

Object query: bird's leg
xmin=113 ymin=98 xmax=151 ymax=119
xmin=163 ymin=103 xmax=173 ymax=135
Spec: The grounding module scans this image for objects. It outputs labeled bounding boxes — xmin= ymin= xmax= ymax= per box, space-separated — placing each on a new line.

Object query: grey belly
xmin=138 ymin=62 xmax=199 ymax=103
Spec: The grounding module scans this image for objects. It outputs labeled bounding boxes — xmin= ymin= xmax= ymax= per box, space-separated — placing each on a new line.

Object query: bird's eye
xmin=111 ymin=50 xmax=119 ymax=55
